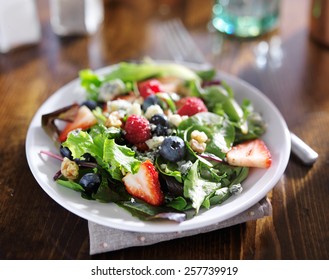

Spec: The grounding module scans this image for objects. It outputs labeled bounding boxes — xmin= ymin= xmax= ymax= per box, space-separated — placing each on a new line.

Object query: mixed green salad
xmin=41 ymin=60 xmax=271 ymax=222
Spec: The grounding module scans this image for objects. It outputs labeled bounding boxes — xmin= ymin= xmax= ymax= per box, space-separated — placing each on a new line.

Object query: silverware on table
xmin=290 ymin=132 xmax=318 ymax=165
xmin=160 ymin=19 xmax=318 ymax=166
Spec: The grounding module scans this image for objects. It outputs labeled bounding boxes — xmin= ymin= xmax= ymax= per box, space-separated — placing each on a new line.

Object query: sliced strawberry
xmin=112 ymin=91 xmax=137 ymax=103
xmin=58 ymin=105 xmax=97 ymax=142
xmin=122 ymin=160 xmax=164 ymax=206
xmin=176 ymin=97 xmax=208 ymax=117
xmin=156 ymin=76 xmax=183 ymax=93
xmin=226 ymin=139 xmax=272 ymax=168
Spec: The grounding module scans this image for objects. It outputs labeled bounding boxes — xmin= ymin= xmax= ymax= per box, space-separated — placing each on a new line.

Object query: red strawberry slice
xmin=137 ymin=79 xmax=163 ymax=99
xmin=226 ymin=139 xmax=272 ymax=168
xmin=176 ymin=97 xmax=208 ymax=116
xmin=156 ymin=76 xmax=183 ymax=93
xmin=122 ymin=160 xmax=164 ymax=206
xmin=58 ymin=105 xmax=97 ymax=142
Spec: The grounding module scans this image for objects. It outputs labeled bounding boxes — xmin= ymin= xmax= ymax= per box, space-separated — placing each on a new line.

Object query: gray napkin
xmin=88 ymin=197 xmax=271 ymax=254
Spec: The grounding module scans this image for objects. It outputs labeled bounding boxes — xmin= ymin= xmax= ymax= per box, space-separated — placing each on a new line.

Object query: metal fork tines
xmin=160 ymin=18 xmax=208 ymax=65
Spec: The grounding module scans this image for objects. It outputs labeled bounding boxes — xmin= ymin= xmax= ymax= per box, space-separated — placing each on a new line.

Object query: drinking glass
xmin=212 ymin=0 xmax=280 ymax=38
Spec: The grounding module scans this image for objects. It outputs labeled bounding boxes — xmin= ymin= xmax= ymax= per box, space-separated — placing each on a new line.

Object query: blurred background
xmin=1 ymin=0 xmax=321 ymax=120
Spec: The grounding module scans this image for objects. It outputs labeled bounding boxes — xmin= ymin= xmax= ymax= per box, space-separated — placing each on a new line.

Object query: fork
xmin=160 ymin=18 xmax=318 ymax=165
xmin=160 ymin=19 xmax=211 ymax=68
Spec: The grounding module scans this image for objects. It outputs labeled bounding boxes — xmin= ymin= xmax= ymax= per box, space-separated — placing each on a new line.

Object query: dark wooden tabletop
xmin=1 ymin=0 xmax=328 ymax=260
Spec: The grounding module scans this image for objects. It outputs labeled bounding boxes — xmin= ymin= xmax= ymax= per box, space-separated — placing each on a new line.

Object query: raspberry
xmin=138 ymin=79 xmax=162 ymax=99
xmin=124 ymin=115 xmax=151 ymax=144
xmin=176 ymin=97 xmax=208 ymax=117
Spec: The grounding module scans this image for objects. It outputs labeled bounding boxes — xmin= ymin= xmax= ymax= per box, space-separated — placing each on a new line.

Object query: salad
xmin=41 ymin=60 xmax=271 ymax=223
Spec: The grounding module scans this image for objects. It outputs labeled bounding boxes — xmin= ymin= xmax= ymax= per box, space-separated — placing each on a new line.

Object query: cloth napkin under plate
xmin=88 ymin=197 xmax=272 ymax=255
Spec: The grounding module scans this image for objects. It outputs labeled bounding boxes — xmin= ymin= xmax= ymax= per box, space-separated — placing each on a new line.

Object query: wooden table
xmin=1 ymin=0 xmax=328 ymax=260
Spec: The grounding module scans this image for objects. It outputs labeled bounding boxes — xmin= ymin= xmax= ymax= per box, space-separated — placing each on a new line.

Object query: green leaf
xmin=178 ymin=112 xmax=235 ymax=159
xmin=198 ymin=160 xmax=226 ymax=182
xmin=183 ymin=160 xmax=222 ymax=213
xmin=79 ymin=69 xmax=103 ymax=101
xmin=103 ymin=139 xmax=141 ymax=180
xmin=212 ymin=163 xmax=249 ymax=188
xmin=92 ymin=107 xmax=107 ymax=124
xmin=105 ymin=61 xmax=200 ymax=83
xmin=234 ymin=100 xmax=267 ymax=143
xmin=117 ymin=200 xmax=186 ymax=222
xmin=196 ymin=68 xmax=216 ymax=81
xmin=208 ymin=187 xmax=231 ymax=206
xmin=89 ymin=124 xmax=121 ymax=140
xmin=92 ymin=170 xmax=130 ymax=203
xmin=202 ymin=85 xmax=248 ymax=134
xmin=156 ymin=92 xmax=176 ymax=112
xmin=156 ymin=157 xmax=183 ymax=183
xmin=63 ymin=130 xmax=95 ymax=159
xmin=165 ymin=196 xmax=188 ymax=211
xmin=57 ymin=179 xmax=85 ymax=192
xmin=63 ymin=127 xmax=140 ymax=181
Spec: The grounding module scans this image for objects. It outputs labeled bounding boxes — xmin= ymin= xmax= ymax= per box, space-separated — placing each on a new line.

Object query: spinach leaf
xmin=165 ymin=196 xmax=189 ymax=211
xmin=234 ymin=100 xmax=267 ymax=143
xmin=57 ymin=179 xmax=85 ymax=192
xmin=178 ymin=112 xmax=235 ymax=159
xmin=92 ymin=170 xmax=130 ymax=203
xmin=212 ymin=163 xmax=249 ymax=188
xmin=183 ymin=160 xmax=222 ymax=213
xmin=156 ymin=156 xmax=183 ymax=183
xmin=201 ymin=85 xmax=248 ymax=134
xmin=117 ymin=200 xmax=186 ymax=222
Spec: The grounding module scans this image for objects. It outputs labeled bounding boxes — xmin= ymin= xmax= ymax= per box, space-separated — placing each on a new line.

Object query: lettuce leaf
xmin=62 ymin=127 xmax=140 ymax=181
xmin=105 ymin=61 xmax=200 ymax=82
xmin=79 ymin=69 xmax=103 ymax=101
xmin=103 ymin=138 xmax=140 ymax=180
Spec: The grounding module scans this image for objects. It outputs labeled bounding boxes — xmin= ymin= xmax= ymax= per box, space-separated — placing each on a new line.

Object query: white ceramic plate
xmin=26 ymin=62 xmax=291 ymax=233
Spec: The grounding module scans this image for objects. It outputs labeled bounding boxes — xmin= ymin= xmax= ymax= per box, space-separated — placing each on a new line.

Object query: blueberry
xmin=79 ymin=173 xmax=101 ymax=194
xmin=150 ymin=114 xmax=169 ymax=127
xmin=142 ymin=95 xmax=159 ymax=112
xmin=81 ymin=100 xmax=98 ymax=110
xmin=81 ymin=153 xmax=96 ymax=163
xmin=153 ymin=125 xmax=169 ymax=136
xmin=150 ymin=114 xmax=169 ymax=136
xmin=159 ymin=136 xmax=186 ymax=162
xmin=59 ymin=146 xmax=73 ymax=160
